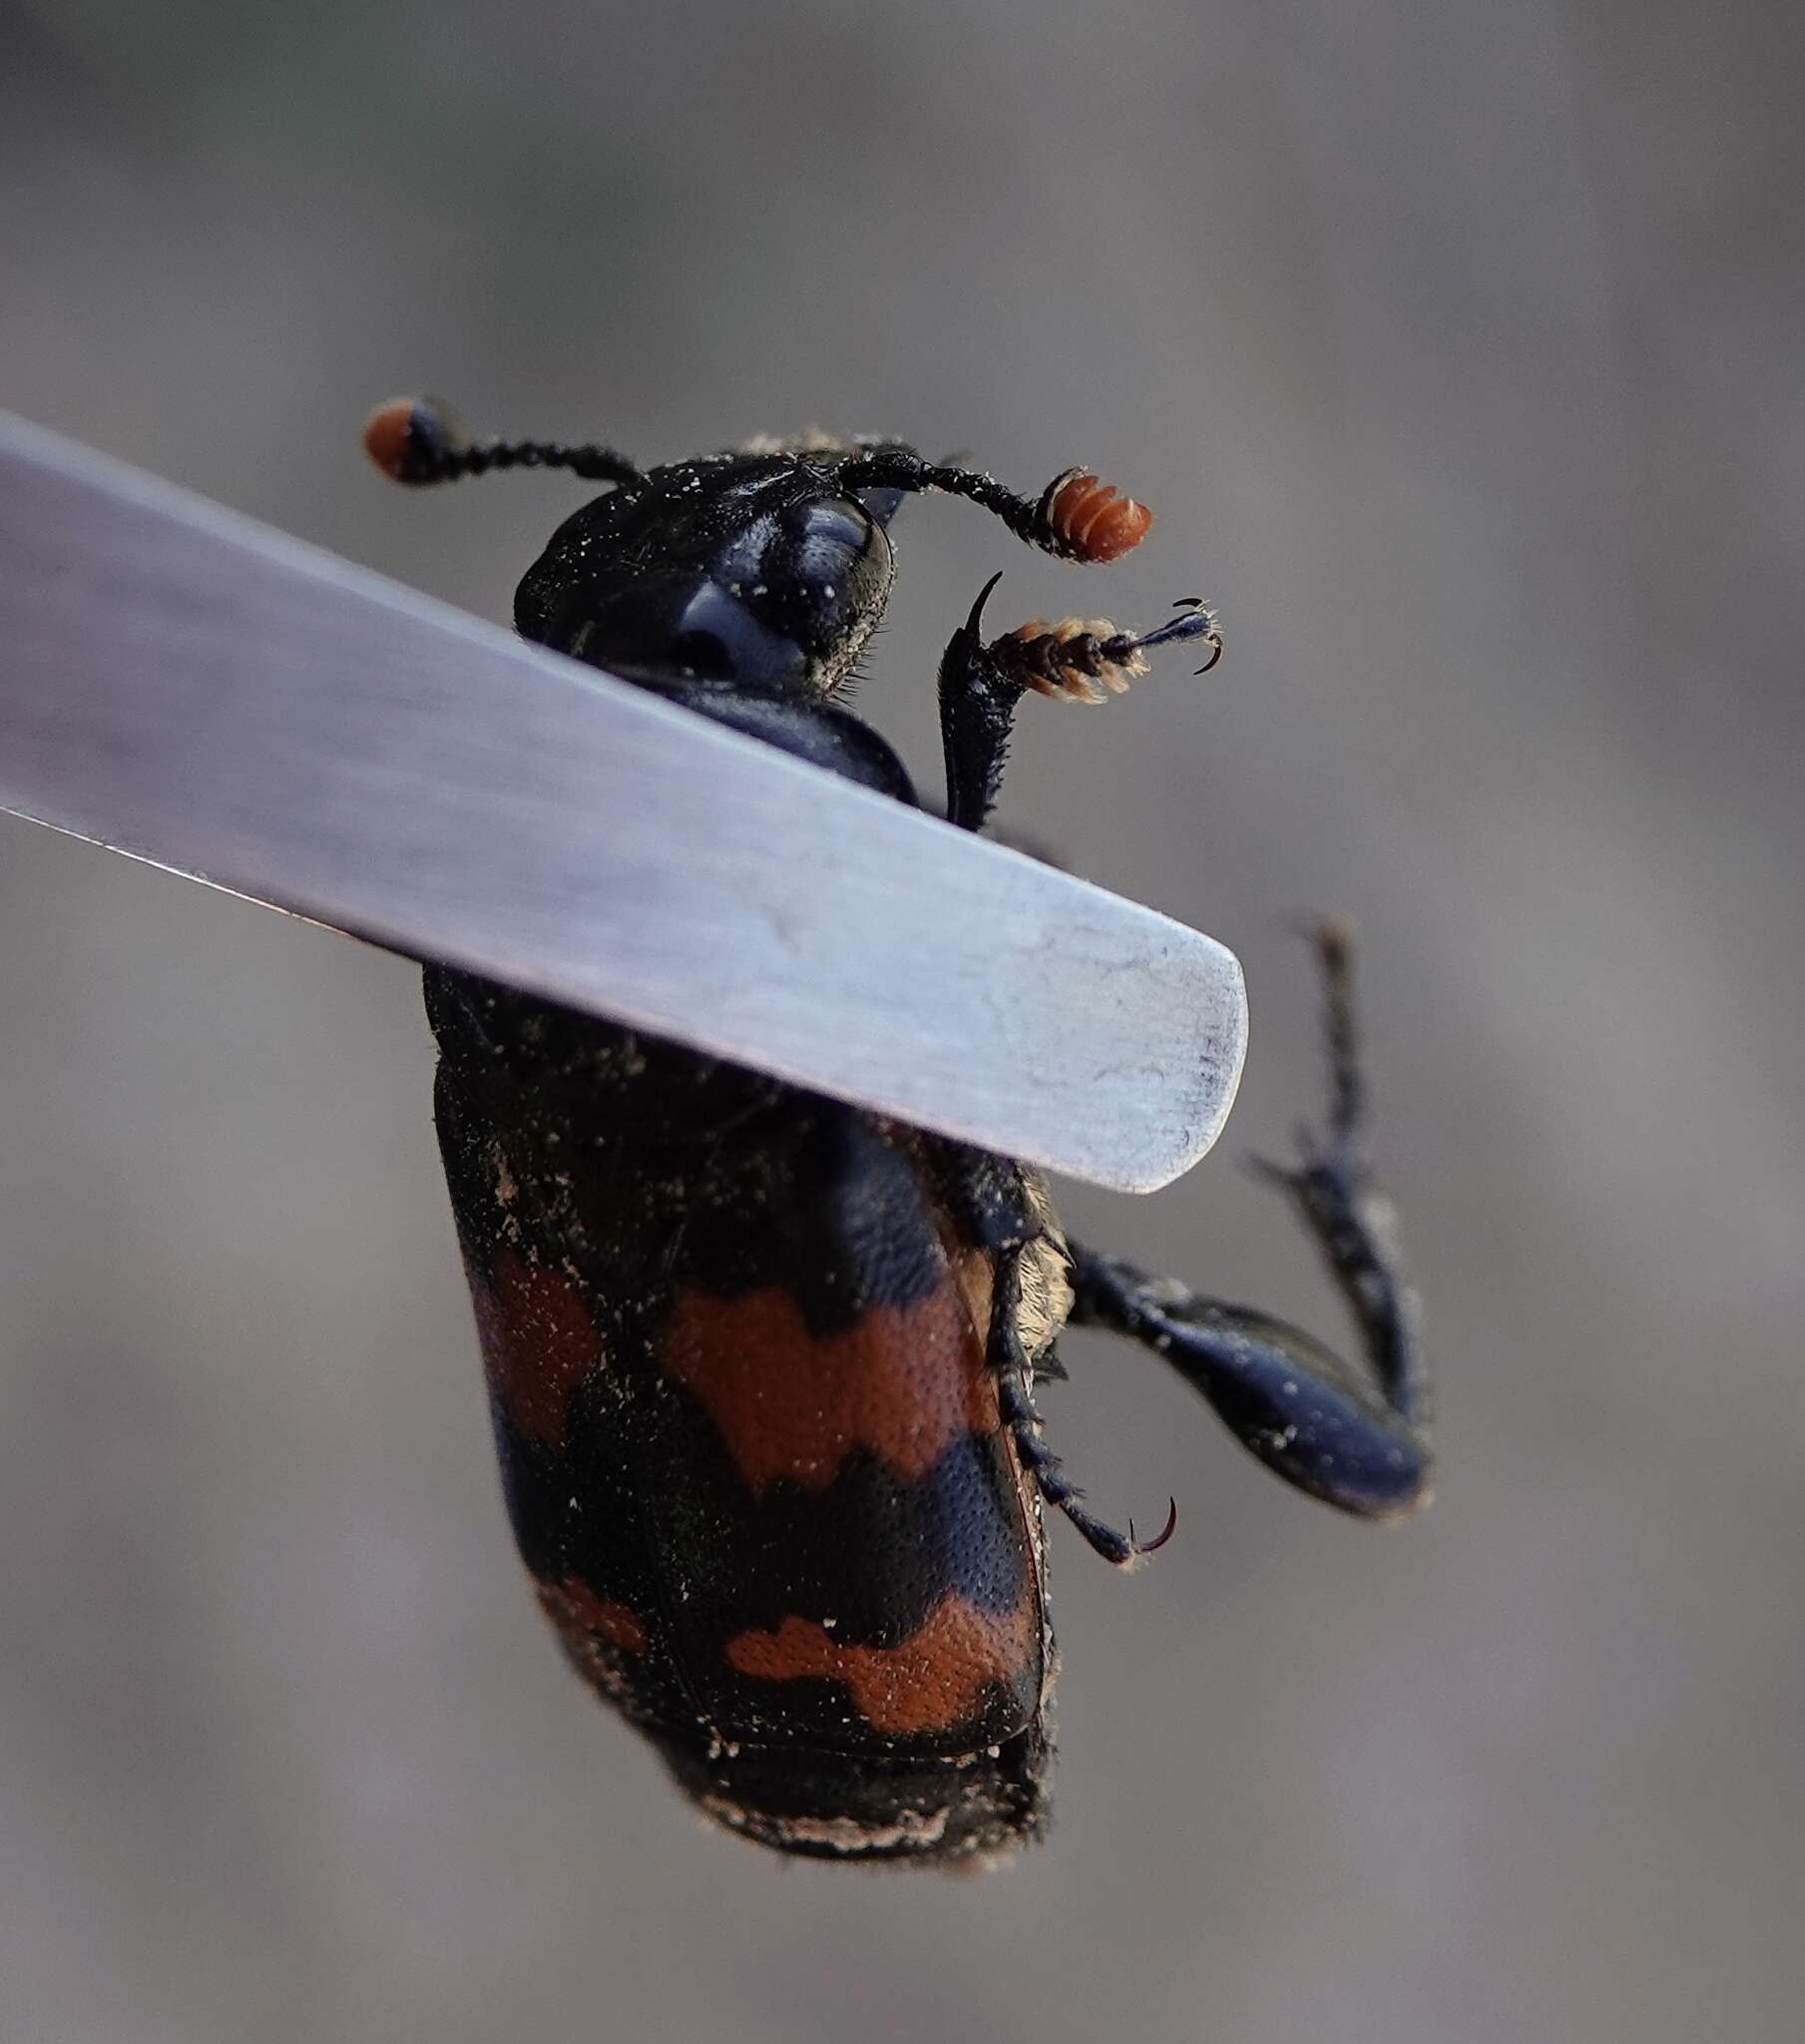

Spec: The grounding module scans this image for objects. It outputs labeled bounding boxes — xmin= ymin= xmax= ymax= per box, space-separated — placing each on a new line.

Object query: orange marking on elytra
xmin=537 ymin=1574 xmax=647 ymax=1656
xmin=662 ymin=1270 xmax=998 ymax=1491
xmin=725 ymin=1593 xmax=1038 ymax=1736
xmin=471 ymin=1249 xmax=606 ymax=1446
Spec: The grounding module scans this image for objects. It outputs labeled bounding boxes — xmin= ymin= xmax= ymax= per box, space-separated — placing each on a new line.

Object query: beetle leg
xmin=938 ymin=574 xmax=1028 ymax=831
xmin=938 ymin=584 xmax=1219 ymax=831
xmin=992 ymin=1265 xmax=1175 ymax=1569
xmin=1066 ymin=922 xmax=1434 ymax=1522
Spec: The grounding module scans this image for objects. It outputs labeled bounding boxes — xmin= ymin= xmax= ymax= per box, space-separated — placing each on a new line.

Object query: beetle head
xmin=364 ymin=396 xmax=1156 ymax=697
xmin=513 ymin=453 xmax=897 ymax=695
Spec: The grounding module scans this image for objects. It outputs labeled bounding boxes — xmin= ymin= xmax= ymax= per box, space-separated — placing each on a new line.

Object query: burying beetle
xmin=364 ymin=396 xmax=1432 ymax=1865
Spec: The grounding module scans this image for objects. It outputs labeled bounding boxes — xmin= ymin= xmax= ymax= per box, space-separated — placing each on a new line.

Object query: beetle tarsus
xmin=937 ymin=589 xmax=1221 ymax=826
xmin=991 ymin=599 xmax=1221 ymax=704
xmin=994 ymin=1314 xmax=1169 ymax=1570
xmin=1132 ymin=1498 xmax=1180 ymax=1556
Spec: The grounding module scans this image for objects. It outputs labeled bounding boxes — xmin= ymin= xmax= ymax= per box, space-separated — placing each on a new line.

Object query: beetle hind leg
xmin=1249 ymin=918 xmax=1426 ymax=1427
xmin=991 ymin=1260 xmax=1175 ymax=1569
xmin=1067 ymin=922 xmax=1433 ymax=1522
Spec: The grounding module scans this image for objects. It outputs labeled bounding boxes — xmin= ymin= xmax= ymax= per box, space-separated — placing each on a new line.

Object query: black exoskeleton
xmin=368 ymin=395 xmax=1431 ymax=1864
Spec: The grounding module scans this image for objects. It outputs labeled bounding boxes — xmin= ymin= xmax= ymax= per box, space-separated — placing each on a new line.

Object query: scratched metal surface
xmin=1 ymin=5 xmax=1801 ymax=2041
xmin=0 ymin=415 xmax=1244 ymax=1193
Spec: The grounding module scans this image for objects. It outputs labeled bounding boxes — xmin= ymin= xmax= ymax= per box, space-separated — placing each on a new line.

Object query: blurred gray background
xmin=3 ymin=3 xmax=1801 ymax=2039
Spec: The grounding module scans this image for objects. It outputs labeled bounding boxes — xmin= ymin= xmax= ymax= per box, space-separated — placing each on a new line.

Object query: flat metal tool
xmin=0 ymin=411 xmax=1245 ymax=1193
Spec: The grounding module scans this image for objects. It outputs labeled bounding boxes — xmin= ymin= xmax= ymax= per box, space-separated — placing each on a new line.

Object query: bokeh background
xmin=3 ymin=3 xmax=1801 ymax=2039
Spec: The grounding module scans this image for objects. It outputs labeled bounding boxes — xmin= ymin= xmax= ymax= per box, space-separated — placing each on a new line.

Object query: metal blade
xmin=0 ymin=411 xmax=1245 ymax=1193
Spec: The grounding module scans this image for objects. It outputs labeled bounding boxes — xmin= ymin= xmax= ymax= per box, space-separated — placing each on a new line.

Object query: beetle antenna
xmin=363 ymin=396 xmax=640 ymax=487
xmin=835 ymin=445 xmax=1154 ymax=563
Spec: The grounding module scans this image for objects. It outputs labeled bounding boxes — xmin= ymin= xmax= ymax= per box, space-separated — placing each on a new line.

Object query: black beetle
xmin=365 ymin=396 xmax=1431 ymax=1865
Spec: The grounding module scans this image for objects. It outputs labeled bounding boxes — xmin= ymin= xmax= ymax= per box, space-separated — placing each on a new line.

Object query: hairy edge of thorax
xmin=1015 ymin=1170 xmax=1076 ymax=1365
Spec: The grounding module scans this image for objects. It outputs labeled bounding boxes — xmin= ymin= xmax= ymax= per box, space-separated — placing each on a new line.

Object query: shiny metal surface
xmin=0 ymin=412 xmax=1244 ymax=1192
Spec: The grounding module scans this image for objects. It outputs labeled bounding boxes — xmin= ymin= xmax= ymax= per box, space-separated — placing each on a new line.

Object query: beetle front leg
xmin=938 ymin=580 xmax=1221 ymax=832
xmin=1067 ymin=923 xmax=1433 ymax=1522
xmin=938 ymin=574 xmax=1028 ymax=831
